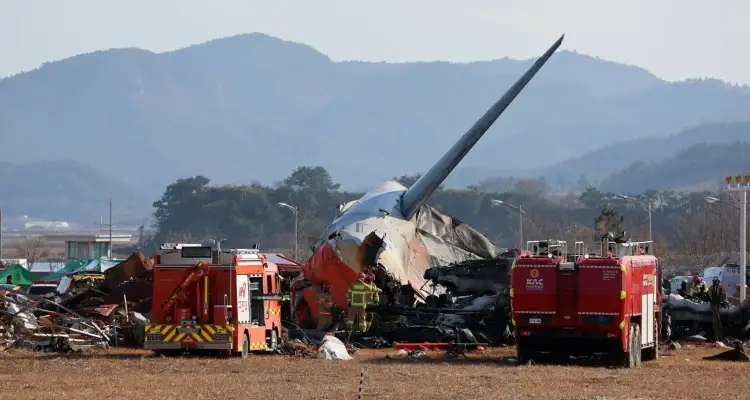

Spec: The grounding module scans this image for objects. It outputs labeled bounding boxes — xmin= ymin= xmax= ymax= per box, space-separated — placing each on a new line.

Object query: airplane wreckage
xmin=663 ymin=295 xmax=750 ymax=340
xmin=289 ymin=35 xmax=565 ymax=344
xmin=289 ymin=34 xmax=750 ymax=346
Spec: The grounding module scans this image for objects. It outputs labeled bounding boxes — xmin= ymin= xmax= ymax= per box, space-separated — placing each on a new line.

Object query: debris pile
xmin=278 ymin=339 xmax=318 ymax=358
xmin=366 ymin=255 xmax=516 ymax=346
xmin=0 ymin=253 xmax=154 ymax=353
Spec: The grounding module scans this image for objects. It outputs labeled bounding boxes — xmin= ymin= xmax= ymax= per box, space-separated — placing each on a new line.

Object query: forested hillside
xmin=147 ymin=166 xmax=748 ymax=262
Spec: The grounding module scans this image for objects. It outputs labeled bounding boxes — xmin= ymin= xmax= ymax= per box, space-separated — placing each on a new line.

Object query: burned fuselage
xmin=366 ymin=254 xmax=518 ymax=345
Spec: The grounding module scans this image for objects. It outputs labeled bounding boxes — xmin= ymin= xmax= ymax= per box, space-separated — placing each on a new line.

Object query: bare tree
xmin=674 ymin=199 xmax=742 ymax=257
xmin=664 ymin=189 xmax=750 ymax=275
xmin=14 ymin=236 xmax=45 ymax=268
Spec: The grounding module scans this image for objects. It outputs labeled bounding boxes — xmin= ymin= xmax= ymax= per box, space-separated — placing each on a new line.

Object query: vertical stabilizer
xmin=400 ymin=35 xmax=564 ymax=220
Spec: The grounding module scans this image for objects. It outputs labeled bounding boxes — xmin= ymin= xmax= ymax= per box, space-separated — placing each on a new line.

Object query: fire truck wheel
xmin=241 ymin=333 xmax=250 ymax=359
xmin=267 ymin=328 xmax=279 ymax=351
xmin=515 ymin=342 xmax=533 ymax=365
xmin=622 ymin=325 xmax=637 ymax=368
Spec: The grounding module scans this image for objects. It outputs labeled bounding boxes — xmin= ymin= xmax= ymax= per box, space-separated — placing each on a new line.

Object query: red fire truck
xmin=511 ymin=237 xmax=661 ymax=368
xmin=144 ymin=243 xmax=283 ymax=357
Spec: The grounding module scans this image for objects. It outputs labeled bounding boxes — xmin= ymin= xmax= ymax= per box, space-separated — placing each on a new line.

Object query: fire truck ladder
xmin=162 ymin=261 xmax=210 ymax=320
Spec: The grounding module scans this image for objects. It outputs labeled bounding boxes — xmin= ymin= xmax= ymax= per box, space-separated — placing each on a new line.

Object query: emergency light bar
xmin=160 ymin=243 xmax=203 ymax=250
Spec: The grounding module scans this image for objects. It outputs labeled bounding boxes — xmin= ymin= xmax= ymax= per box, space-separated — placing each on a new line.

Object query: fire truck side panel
xmin=511 ymin=259 xmax=559 ymax=325
xmin=261 ymin=262 xmax=283 ymax=340
xmin=512 ymin=252 xmax=661 ymax=359
xmin=145 ymin=247 xmax=283 ymax=355
xmin=236 ymin=274 xmax=251 ymax=323
xmin=576 ymin=257 xmax=626 ymax=349
xmin=211 ymin=267 xmax=236 ymax=324
xmin=146 ymin=265 xmax=237 ymax=351
xmin=233 ymin=263 xmax=283 ymax=352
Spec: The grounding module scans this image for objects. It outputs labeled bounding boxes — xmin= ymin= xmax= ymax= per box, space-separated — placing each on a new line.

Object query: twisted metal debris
xmin=0 ymin=253 xmax=153 ymax=353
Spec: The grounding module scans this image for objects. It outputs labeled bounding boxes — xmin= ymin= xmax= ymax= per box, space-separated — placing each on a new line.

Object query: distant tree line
xmin=144 ymin=166 xmax=750 ymax=266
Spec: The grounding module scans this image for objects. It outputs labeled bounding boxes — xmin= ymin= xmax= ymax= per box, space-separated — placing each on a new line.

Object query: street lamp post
xmin=277 ymin=202 xmax=299 ymax=260
xmin=98 ymin=195 xmax=115 ymax=259
xmin=615 ymin=194 xmax=653 ymax=243
xmin=726 ymin=175 xmax=750 ymax=302
xmin=491 ymin=199 xmax=526 ymax=248
xmin=108 ymin=195 xmax=112 ymax=259
xmin=705 ymin=196 xmax=742 ymax=211
xmin=0 ymin=206 xmax=3 ymax=260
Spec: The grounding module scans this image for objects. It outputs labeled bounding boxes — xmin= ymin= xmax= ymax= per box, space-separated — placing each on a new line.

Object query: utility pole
xmin=137 ymin=224 xmax=145 ymax=250
xmin=727 ymin=175 xmax=750 ymax=302
xmin=0 ymin=206 xmax=3 ymax=260
xmin=98 ymin=196 xmax=114 ymax=259
xmin=647 ymin=201 xmax=652 ymax=245
xmin=277 ymin=202 xmax=299 ymax=260
xmin=109 ymin=195 xmax=113 ymax=259
xmin=615 ymin=194 xmax=654 ymax=243
xmin=518 ymin=205 xmax=524 ymax=249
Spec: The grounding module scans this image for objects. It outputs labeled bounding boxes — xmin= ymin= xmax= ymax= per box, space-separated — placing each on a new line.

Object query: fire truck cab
xmin=511 ymin=237 xmax=661 ymax=368
xmin=144 ymin=243 xmax=283 ymax=357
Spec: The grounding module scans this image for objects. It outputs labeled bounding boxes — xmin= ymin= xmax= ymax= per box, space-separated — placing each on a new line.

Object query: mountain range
xmin=0 ymin=33 xmax=748 ymax=220
xmin=462 ymin=121 xmax=750 ymax=190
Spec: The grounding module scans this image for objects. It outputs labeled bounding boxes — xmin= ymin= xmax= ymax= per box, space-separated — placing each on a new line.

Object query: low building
xmin=47 ymin=233 xmax=133 ymax=260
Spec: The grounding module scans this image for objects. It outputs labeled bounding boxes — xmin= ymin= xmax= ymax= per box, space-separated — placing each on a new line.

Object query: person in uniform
xmin=709 ymin=276 xmax=726 ymax=341
xmin=365 ymin=272 xmax=382 ymax=302
xmin=346 ymin=272 xmax=369 ymax=333
xmin=731 ymin=283 xmax=742 ymax=305
xmin=317 ymin=282 xmax=334 ymax=331
xmin=689 ymin=275 xmax=702 ymax=296
xmin=364 ymin=272 xmax=382 ymax=329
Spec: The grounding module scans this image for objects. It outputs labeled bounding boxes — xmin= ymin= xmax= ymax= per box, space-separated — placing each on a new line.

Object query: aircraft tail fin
xmin=400 ymin=35 xmax=564 ymax=220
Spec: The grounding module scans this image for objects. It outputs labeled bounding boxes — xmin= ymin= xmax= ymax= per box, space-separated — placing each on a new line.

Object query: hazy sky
xmin=2 ymin=0 xmax=749 ymax=83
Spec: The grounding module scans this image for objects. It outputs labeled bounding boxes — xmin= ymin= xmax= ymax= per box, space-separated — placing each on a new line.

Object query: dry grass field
xmin=1 ymin=345 xmax=748 ymax=400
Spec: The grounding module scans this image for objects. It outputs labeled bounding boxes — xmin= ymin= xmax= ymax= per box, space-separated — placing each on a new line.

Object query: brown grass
xmin=1 ymin=345 xmax=747 ymax=400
